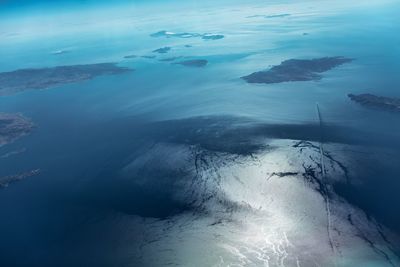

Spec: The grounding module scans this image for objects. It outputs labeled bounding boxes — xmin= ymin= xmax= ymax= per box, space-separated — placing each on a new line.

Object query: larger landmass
xmin=0 ymin=63 xmax=132 ymax=96
xmin=348 ymin=93 xmax=400 ymax=112
xmin=242 ymin=57 xmax=352 ymax=84
xmin=0 ymin=113 xmax=34 ymax=147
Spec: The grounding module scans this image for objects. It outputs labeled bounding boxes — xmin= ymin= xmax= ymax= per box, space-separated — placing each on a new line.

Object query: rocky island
xmin=242 ymin=56 xmax=352 ymax=84
xmin=123 ymin=55 xmax=137 ymax=59
xmin=0 ymin=63 xmax=132 ymax=96
xmin=247 ymin=14 xmax=290 ymax=19
xmin=0 ymin=113 xmax=34 ymax=147
xmin=151 ymin=30 xmax=224 ymax=40
xmin=348 ymin=93 xmax=400 ymax=112
xmin=159 ymin=57 xmax=181 ymax=62
xmin=202 ymin=34 xmax=224 ymax=40
xmin=153 ymin=47 xmax=171 ymax=54
xmin=175 ymin=59 xmax=208 ymax=67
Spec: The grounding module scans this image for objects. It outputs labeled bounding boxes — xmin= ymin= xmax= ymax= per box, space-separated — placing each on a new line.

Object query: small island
xmin=242 ymin=57 xmax=352 ymax=84
xmin=0 ymin=63 xmax=132 ymax=96
xmin=348 ymin=93 xmax=400 ymax=112
xmin=124 ymin=55 xmax=137 ymax=59
xmin=202 ymin=34 xmax=224 ymax=40
xmin=151 ymin=30 xmax=224 ymax=41
xmin=0 ymin=113 xmax=34 ymax=147
xmin=266 ymin=14 xmax=290 ymax=18
xmin=247 ymin=14 xmax=290 ymax=19
xmin=175 ymin=59 xmax=208 ymax=67
xmin=159 ymin=57 xmax=181 ymax=62
xmin=153 ymin=47 xmax=171 ymax=54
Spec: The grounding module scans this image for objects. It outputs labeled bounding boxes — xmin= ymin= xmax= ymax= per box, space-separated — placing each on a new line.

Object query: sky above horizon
xmin=0 ymin=0 xmax=178 ymax=16
xmin=1 ymin=0 xmax=397 ymax=48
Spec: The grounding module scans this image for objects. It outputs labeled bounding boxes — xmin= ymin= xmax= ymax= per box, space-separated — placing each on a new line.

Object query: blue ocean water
xmin=0 ymin=0 xmax=400 ymax=266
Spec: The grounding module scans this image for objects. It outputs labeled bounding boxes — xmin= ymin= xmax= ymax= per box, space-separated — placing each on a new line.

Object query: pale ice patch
xmin=115 ymin=139 xmax=399 ymax=267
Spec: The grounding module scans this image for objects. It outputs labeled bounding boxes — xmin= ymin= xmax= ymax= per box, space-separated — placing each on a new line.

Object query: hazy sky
xmin=0 ymin=0 xmax=167 ymax=15
xmin=0 ymin=0 xmax=176 ymax=9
